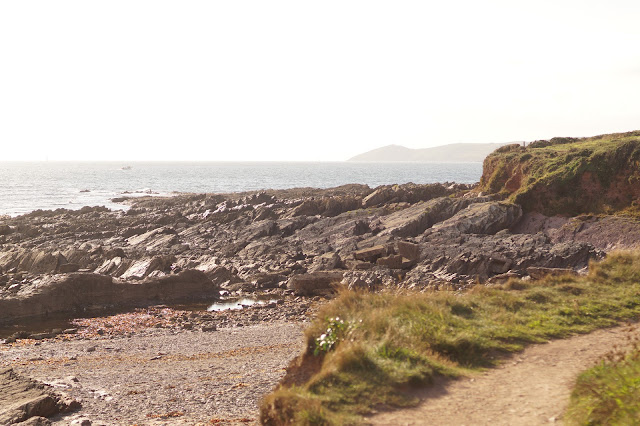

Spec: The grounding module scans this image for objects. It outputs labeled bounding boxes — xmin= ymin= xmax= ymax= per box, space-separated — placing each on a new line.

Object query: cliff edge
xmin=479 ymin=130 xmax=640 ymax=216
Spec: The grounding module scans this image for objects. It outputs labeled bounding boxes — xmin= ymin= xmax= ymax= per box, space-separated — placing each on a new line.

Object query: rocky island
xmin=2 ymin=131 xmax=640 ymax=424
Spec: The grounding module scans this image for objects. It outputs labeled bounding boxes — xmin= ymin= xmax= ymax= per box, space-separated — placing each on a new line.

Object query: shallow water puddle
xmin=1 ymin=296 xmax=282 ymax=339
xmin=207 ymin=298 xmax=278 ymax=312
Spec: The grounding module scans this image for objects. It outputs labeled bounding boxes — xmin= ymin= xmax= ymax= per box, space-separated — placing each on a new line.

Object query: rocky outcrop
xmin=353 ymin=245 xmax=389 ymax=263
xmin=479 ymin=131 xmax=640 ymax=215
xmin=288 ymin=196 xmax=361 ymax=218
xmin=349 ymin=240 xmax=420 ymax=271
xmin=0 ymin=368 xmax=79 ymax=424
xmin=309 ymin=252 xmax=343 ymax=272
xmin=513 ymin=213 xmax=640 ymax=251
xmin=403 ymin=232 xmax=601 ymax=288
xmin=378 ymin=195 xmax=497 ymax=238
xmin=0 ymin=179 xmax=616 ymax=325
xmin=0 ymin=270 xmax=219 ymax=324
xmin=431 ymin=202 xmax=522 ymax=235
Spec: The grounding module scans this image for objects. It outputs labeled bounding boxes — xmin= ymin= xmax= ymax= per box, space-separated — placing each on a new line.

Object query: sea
xmin=0 ymin=161 xmax=483 ymax=217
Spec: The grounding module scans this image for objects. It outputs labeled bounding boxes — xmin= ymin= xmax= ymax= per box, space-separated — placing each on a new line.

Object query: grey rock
xmin=57 ymin=263 xmax=80 ymax=273
xmin=309 ymin=252 xmax=343 ymax=272
xmin=376 ymin=255 xmax=403 ymax=269
xmin=397 ymin=241 xmax=420 ymax=261
xmin=0 ymin=368 xmax=73 ymax=424
xmin=432 ymin=202 xmax=522 ymax=235
xmin=287 ymin=271 xmax=344 ymax=296
xmin=353 ymin=245 xmax=387 ymax=263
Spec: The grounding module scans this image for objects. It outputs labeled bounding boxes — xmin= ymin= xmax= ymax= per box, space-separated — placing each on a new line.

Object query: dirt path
xmin=369 ymin=323 xmax=639 ymax=426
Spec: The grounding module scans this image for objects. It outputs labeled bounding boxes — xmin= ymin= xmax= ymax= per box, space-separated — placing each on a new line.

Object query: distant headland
xmin=348 ymin=142 xmax=514 ymax=162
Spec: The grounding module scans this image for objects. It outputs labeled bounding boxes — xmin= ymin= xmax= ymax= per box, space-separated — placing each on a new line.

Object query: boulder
xmin=345 ymin=260 xmax=374 ymax=270
xmin=94 ymin=257 xmax=128 ymax=276
xmin=362 ymin=187 xmax=397 ymax=208
xmin=0 ymin=368 xmax=78 ymax=424
xmin=286 ymin=271 xmax=344 ymax=296
xmin=353 ymin=245 xmax=387 ymax=262
xmin=376 ymin=255 xmax=403 ymax=269
xmin=277 ymin=216 xmax=317 ymax=237
xmin=119 ymin=256 xmax=174 ymax=280
xmin=322 ymin=196 xmax=361 ymax=217
xmin=0 ymin=270 xmax=218 ymax=324
xmin=432 ymin=202 xmax=522 ymax=235
xmin=289 ymin=200 xmax=321 ymax=217
xmin=353 ymin=220 xmax=371 ymax=236
xmin=309 ymin=252 xmax=342 ymax=272
xmin=60 ymin=249 xmax=93 ymax=269
xmin=196 ymin=262 xmax=238 ymax=284
xmin=57 ymin=263 xmax=80 ymax=273
xmin=127 ymin=227 xmax=178 ymax=251
xmin=121 ymin=269 xmax=220 ymax=304
xmin=397 ymin=241 xmax=419 ymax=260
xmin=105 ymin=247 xmax=126 ymax=258
xmin=18 ymin=251 xmax=68 ymax=275
xmin=248 ymin=272 xmax=286 ymax=289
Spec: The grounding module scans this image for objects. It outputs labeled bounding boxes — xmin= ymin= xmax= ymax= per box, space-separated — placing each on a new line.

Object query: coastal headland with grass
xmin=2 ymin=131 xmax=640 ymax=425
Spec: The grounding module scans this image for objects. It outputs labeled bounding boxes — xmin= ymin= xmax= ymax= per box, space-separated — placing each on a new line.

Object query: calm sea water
xmin=0 ymin=162 xmax=482 ymax=217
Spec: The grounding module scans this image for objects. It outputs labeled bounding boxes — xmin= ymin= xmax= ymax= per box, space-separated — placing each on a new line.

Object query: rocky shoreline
xmin=1 ymin=182 xmax=625 ymax=325
xmin=2 ymin=180 xmax=640 ymax=424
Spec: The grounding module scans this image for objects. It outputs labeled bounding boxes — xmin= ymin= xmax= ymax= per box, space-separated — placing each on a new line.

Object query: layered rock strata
xmin=0 ymin=181 xmax=619 ymax=324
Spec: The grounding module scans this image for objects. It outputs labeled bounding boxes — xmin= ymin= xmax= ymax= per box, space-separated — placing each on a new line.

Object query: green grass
xmin=478 ymin=131 xmax=640 ymax=215
xmin=566 ymin=333 xmax=640 ymax=425
xmin=260 ymin=252 xmax=640 ymax=425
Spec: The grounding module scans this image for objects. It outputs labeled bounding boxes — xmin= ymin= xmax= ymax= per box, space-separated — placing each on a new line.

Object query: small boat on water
xmin=121 ymin=166 xmax=132 ymax=170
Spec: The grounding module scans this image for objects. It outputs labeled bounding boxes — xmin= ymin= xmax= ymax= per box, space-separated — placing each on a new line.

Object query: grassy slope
xmin=566 ymin=341 xmax=640 ymax=424
xmin=478 ymin=131 xmax=640 ymax=215
xmin=260 ymin=252 xmax=640 ymax=425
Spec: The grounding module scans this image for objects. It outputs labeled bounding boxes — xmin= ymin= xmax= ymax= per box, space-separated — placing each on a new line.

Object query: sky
xmin=1 ymin=1 xmax=639 ymax=161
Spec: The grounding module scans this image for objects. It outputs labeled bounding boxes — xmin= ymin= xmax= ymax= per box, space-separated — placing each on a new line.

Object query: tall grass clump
xmin=261 ymin=252 xmax=640 ymax=425
xmin=565 ymin=325 xmax=640 ymax=425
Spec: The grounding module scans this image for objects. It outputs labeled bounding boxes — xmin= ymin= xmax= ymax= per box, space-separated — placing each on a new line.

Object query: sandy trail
xmin=369 ymin=323 xmax=639 ymax=426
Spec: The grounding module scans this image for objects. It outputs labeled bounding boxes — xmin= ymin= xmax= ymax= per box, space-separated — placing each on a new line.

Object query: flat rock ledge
xmin=0 ymin=368 xmax=80 ymax=425
xmin=0 ymin=269 xmax=219 ymax=325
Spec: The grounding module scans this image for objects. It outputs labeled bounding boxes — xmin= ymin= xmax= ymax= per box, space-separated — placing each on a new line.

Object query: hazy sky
xmin=1 ymin=1 xmax=639 ymax=161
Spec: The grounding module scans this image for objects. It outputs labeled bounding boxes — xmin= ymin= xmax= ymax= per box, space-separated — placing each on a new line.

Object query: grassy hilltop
xmin=479 ymin=131 xmax=640 ymax=216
